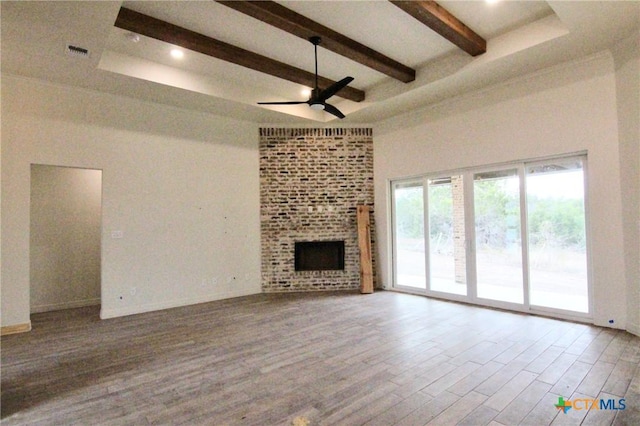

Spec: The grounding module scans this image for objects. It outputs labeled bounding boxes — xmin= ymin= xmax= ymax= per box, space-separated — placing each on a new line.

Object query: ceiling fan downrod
xmin=310 ymin=36 xmax=321 ymax=91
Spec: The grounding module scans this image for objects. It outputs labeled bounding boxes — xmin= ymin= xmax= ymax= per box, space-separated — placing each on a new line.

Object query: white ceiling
xmin=2 ymin=1 xmax=639 ymax=124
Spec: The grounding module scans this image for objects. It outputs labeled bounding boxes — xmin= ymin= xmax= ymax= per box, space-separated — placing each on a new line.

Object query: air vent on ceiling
xmin=66 ymin=44 xmax=90 ymax=58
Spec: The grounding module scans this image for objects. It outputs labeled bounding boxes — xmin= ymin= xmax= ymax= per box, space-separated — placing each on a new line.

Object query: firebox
xmin=295 ymin=241 xmax=345 ymax=271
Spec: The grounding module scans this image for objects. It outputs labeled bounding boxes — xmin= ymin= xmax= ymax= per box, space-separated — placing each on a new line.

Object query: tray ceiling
xmin=1 ymin=1 xmax=638 ymax=123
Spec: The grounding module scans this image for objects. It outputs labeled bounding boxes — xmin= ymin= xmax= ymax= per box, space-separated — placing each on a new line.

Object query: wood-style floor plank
xmin=493 ymin=379 xmax=551 ymax=425
xmin=2 ymin=291 xmax=639 ymax=425
xmin=575 ymin=361 xmax=616 ymax=398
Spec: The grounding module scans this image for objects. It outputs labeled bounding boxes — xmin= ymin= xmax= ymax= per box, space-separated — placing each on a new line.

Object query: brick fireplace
xmin=260 ymin=128 xmax=375 ymax=292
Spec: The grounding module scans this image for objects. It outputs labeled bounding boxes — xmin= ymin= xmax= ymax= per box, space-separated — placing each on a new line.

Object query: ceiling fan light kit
xmin=258 ymin=36 xmax=353 ymax=119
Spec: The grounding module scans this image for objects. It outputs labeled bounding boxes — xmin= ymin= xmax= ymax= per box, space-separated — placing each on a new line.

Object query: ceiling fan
xmin=258 ymin=36 xmax=354 ymax=119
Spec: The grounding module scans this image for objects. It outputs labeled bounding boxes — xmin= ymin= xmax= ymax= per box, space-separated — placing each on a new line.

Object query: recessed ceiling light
xmin=486 ymin=0 xmax=500 ymax=4
xmin=170 ymin=48 xmax=184 ymax=59
xmin=301 ymin=88 xmax=311 ymax=97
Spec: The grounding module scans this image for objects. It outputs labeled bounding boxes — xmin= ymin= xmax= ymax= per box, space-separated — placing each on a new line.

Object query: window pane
xmin=526 ymin=159 xmax=588 ymax=312
xmin=474 ymin=169 xmax=523 ymax=304
xmin=428 ymin=176 xmax=466 ymax=295
xmin=393 ymin=183 xmax=426 ymax=289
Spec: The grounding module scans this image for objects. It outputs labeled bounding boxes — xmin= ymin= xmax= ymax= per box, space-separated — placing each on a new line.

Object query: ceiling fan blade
xmin=318 ymin=77 xmax=354 ymax=102
xmin=257 ymin=101 xmax=307 ymax=105
xmin=256 ymin=38 xmax=353 ymax=118
xmin=323 ymin=103 xmax=346 ymax=119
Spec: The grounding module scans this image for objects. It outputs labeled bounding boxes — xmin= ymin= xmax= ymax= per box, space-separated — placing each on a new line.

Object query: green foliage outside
xmin=428 ymin=184 xmax=453 ymax=239
xmin=394 ymin=184 xmax=454 ymax=241
xmin=395 ymin=178 xmax=586 ymax=250
xmin=474 ymin=179 xmax=518 ymax=248
xmin=394 ymin=187 xmax=424 ymax=239
xmin=527 ymin=196 xmax=586 ymax=249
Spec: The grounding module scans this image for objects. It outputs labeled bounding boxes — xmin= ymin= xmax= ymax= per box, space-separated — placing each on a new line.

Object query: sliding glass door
xmin=526 ymin=158 xmax=589 ymax=312
xmin=428 ymin=176 xmax=466 ymax=296
xmin=392 ymin=176 xmax=468 ymax=295
xmin=391 ymin=155 xmax=590 ymax=319
xmin=392 ymin=181 xmax=426 ymax=290
xmin=473 ymin=169 xmax=524 ymax=304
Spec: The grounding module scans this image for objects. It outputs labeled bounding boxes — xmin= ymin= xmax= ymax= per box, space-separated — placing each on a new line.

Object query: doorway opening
xmin=30 ymin=164 xmax=102 ymax=314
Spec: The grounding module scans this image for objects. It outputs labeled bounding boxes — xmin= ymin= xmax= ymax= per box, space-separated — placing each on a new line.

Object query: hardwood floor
xmin=2 ymin=291 xmax=639 ymax=425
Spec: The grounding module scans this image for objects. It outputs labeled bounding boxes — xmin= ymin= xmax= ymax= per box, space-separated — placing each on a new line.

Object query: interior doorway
xmin=30 ymin=164 xmax=102 ymax=313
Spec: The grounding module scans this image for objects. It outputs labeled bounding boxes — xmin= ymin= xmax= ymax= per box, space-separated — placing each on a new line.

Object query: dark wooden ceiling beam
xmin=216 ymin=0 xmax=416 ymax=83
xmin=114 ymin=7 xmax=365 ymax=102
xmin=390 ymin=1 xmax=486 ymax=56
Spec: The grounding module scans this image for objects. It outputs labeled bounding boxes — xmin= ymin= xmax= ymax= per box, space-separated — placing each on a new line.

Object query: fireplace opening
xmin=295 ymin=241 xmax=345 ymax=271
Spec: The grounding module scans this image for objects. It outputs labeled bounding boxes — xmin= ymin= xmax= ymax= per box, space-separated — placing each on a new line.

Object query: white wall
xmin=1 ymin=75 xmax=261 ymax=328
xmin=30 ymin=165 xmax=102 ymax=312
xmin=613 ymin=32 xmax=640 ymax=336
xmin=374 ymin=52 xmax=630 ymax=330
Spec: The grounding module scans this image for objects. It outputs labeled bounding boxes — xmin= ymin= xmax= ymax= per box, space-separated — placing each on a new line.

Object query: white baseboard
xmin=31 ymin=298 xmax=101 ymax=313
xmin=99 ymin=288 xmax=260 ymax=320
